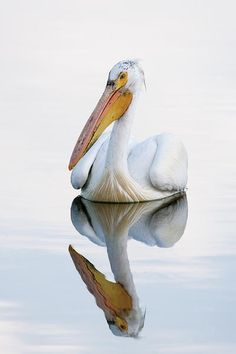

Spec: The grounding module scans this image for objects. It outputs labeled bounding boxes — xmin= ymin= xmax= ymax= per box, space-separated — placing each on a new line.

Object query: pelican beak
xmin=68 ymin=245 xmax=131 ymax=331
xmin=68 ymin=84 xmax=133 ymax=170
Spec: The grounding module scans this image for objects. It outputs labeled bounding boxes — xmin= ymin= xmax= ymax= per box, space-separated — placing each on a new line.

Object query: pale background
xmin=0 ymin=1 xmax=236 ymax=353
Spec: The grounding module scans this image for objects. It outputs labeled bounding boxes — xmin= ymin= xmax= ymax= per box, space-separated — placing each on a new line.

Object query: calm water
xmin=1 ymin=1 xmax=236 ymax=353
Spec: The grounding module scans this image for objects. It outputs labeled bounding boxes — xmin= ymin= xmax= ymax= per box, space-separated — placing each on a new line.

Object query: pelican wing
xmin=128 ymin=133 xmax=188 ymax=192
xmin=129 ymin=195 xmax=188 ymax=247
xmin=71 ymin=132 xmax=110 ymax=189
xmin=149 ymin=133 xmax=188 ymax=191
xmin=71 ymin=197 xmax=106 ymax=246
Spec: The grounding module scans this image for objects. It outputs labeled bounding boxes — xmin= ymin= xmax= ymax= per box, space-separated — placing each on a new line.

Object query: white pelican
xmin=69 ymin=60 xmax=188 ymax=202
xmin=69 ymin=193 xmax=188 ymax=337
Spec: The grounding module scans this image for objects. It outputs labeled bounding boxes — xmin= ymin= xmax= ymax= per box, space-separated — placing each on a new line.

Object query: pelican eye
xmin=119 ymin=73 xmax=126 ymax=80
xmin=120 ymin=324 xmax=126 ymax=330
xmin=115 ymin=72 xmax=128 ymax=89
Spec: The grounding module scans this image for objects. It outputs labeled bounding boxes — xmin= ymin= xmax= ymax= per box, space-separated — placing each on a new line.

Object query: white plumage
xmin=70 ymin=60 xmax=188 ymax=202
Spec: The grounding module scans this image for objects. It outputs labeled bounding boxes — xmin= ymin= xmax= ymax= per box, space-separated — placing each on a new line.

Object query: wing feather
xmin=71 ymin=132 xmax=110 ymax=189
xmin=149 ymin=133 xmax=188 ymax=191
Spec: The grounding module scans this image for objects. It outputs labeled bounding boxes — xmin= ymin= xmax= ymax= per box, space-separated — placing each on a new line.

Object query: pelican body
xmin=69 ymin=60 xmax=188 ymax=202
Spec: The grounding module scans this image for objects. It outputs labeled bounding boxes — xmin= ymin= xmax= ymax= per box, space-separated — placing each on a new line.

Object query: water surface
xmin=0 ymin=1 xmax=236 ymax=353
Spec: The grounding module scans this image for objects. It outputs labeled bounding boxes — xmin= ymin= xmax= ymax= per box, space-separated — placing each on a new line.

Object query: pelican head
xmin=107 ymin=59 xmax=145 ymax=93
xmin=69 ymin=60 xmax=145 ymax=170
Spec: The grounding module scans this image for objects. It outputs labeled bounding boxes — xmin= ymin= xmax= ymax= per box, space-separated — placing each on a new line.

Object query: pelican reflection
xmin=69 ymin=193 xmax=188 ymax=337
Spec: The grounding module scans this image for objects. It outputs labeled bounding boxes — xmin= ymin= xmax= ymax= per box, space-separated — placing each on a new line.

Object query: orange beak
xmin=68 ymin=85 xmax=133 ymax=170
xmin=68 ymin=245 xmax=131 ymax=332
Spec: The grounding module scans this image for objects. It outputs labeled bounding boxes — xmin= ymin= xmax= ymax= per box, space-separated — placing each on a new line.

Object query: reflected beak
xmin=68 ymin=85 xmax=133 ymax=170
xmin=68 ymin=245 xmax=132 ymax=329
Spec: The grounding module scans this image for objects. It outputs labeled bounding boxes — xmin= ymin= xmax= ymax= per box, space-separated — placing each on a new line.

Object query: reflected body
xmin=69 ymin=193 xmax=188 ymax=336
xmin=69 ymin=60 xmax=188 ymax=202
